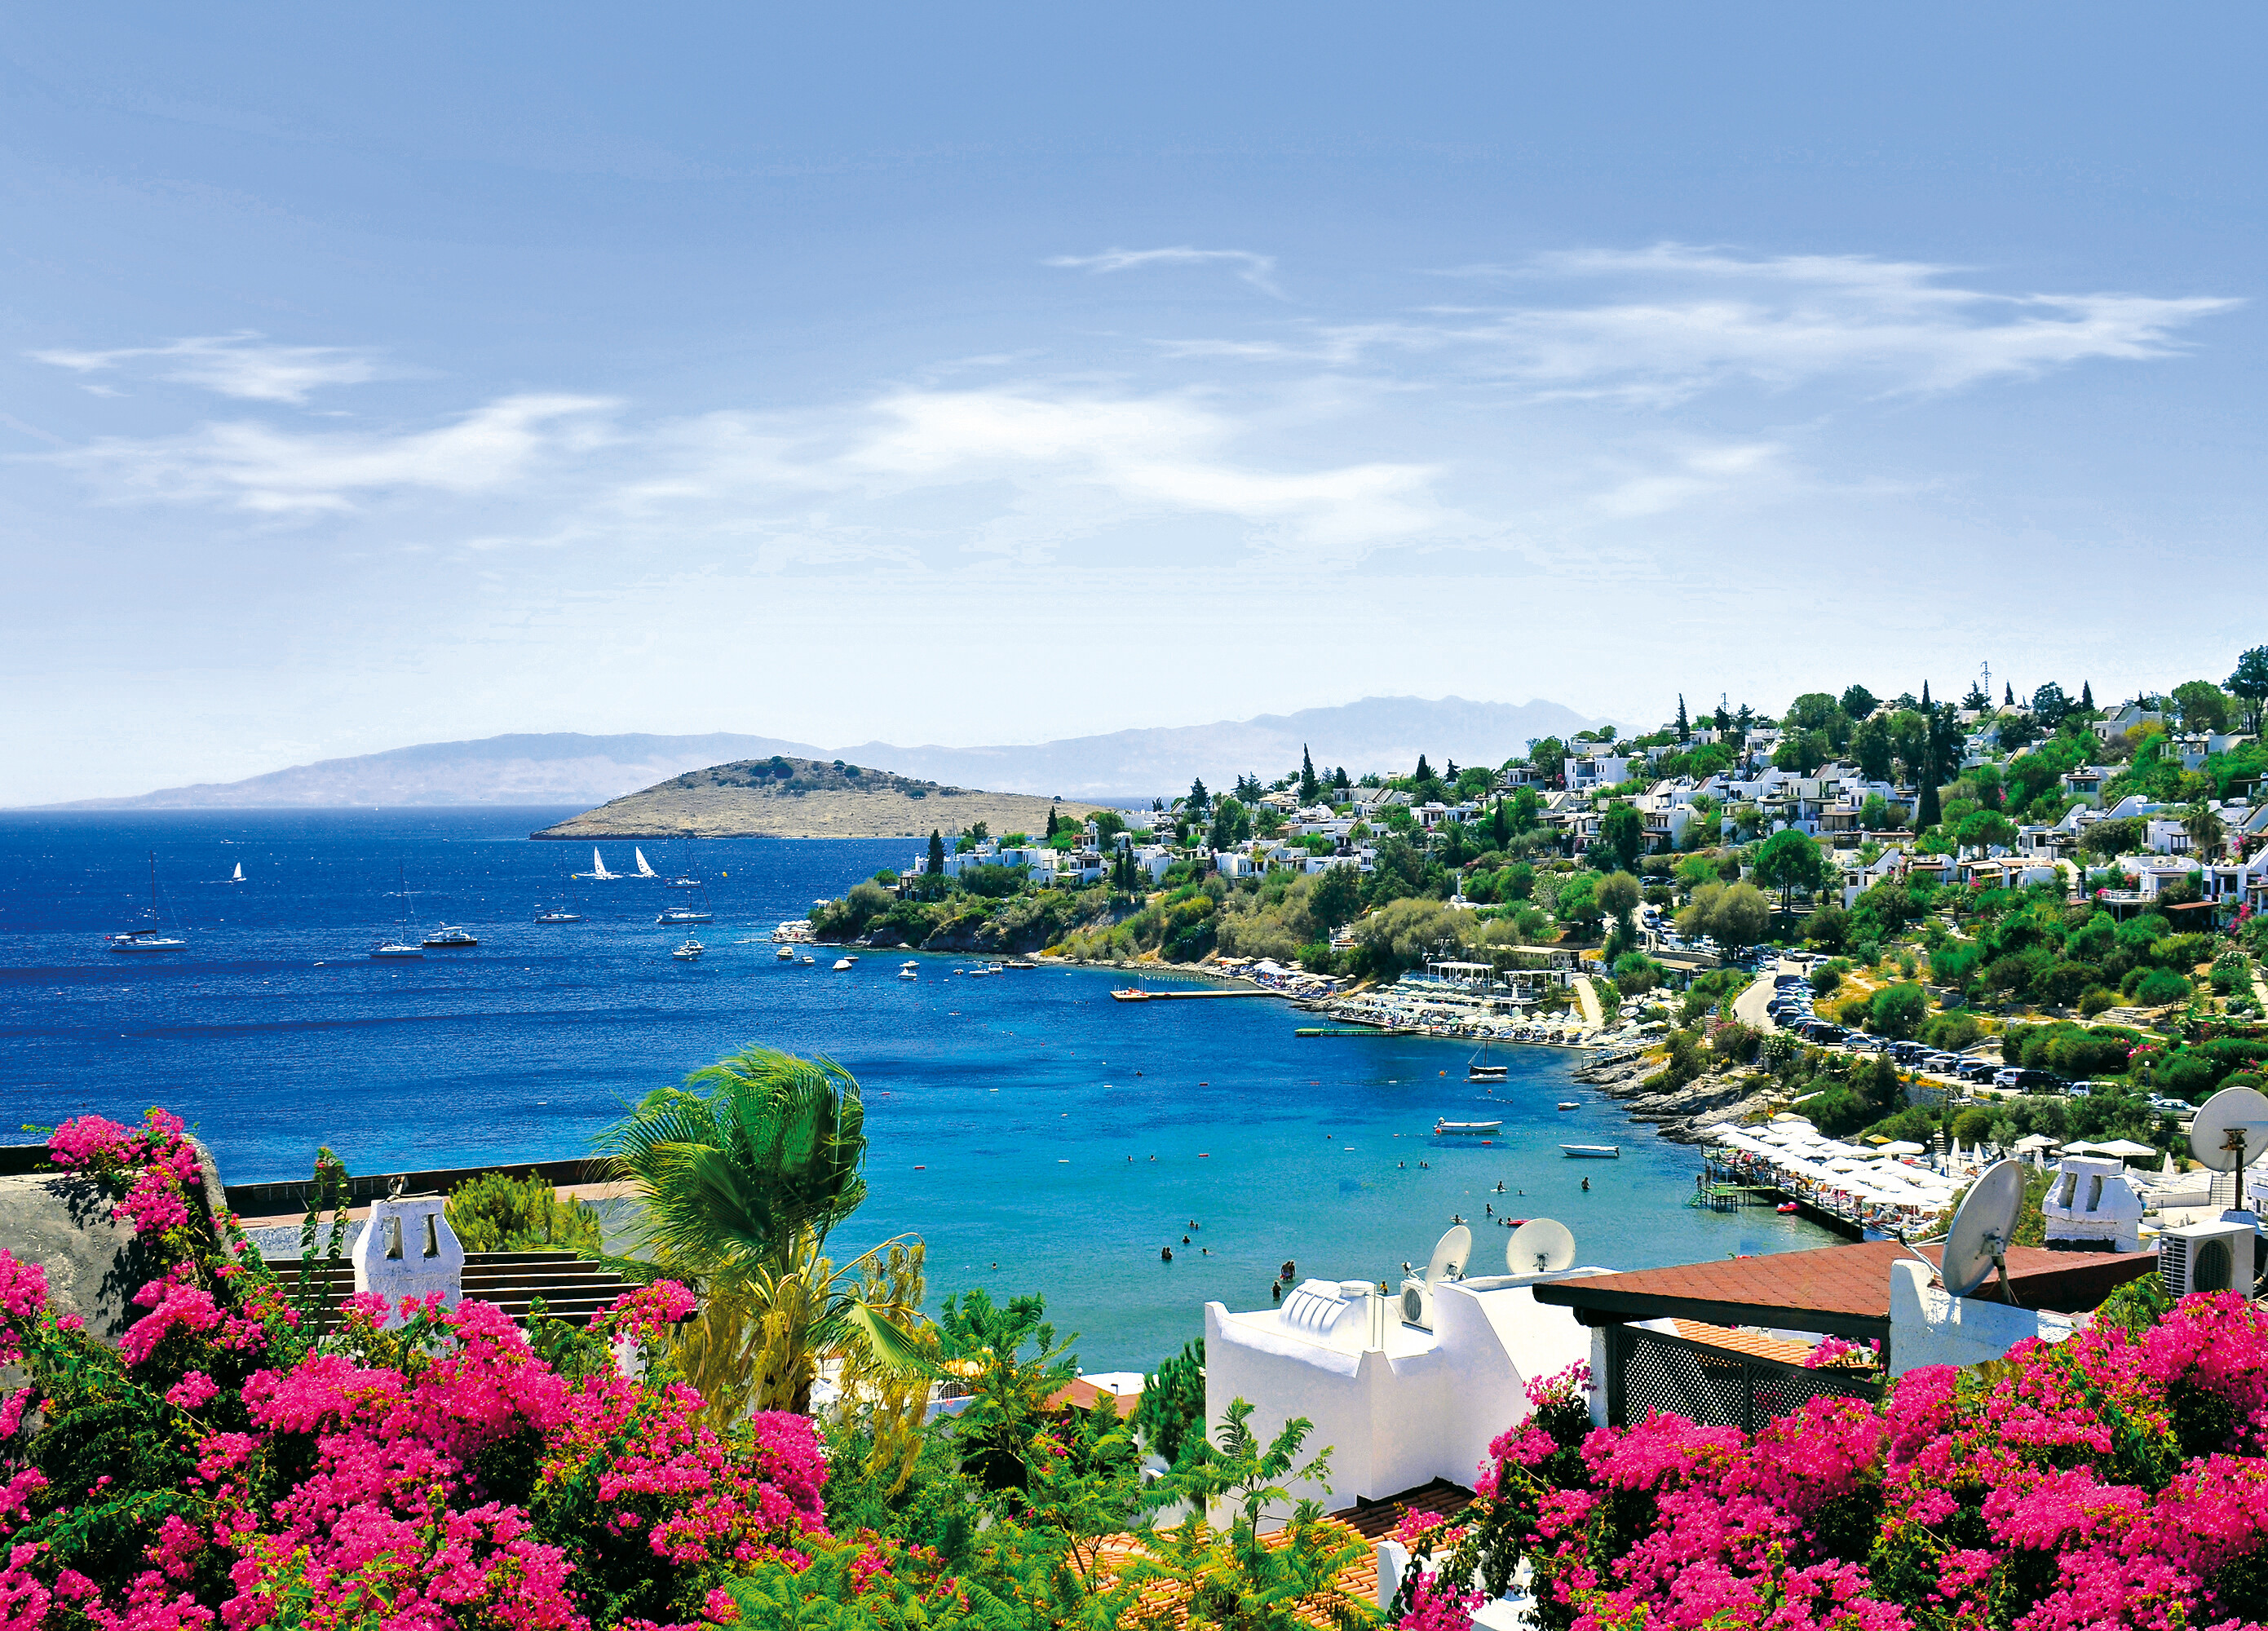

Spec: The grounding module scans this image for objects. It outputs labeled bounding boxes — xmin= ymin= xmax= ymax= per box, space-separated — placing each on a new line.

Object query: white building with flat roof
xmin=1202 ymin=1258 xmax=1602 ymax=1510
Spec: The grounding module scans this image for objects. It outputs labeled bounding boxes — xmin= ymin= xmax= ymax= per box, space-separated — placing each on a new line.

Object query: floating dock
xmin=1110 ymin=988 xmax=1272 ymax=1001
xmin=1294 ymin=1026 xmax=1415 ymax=1037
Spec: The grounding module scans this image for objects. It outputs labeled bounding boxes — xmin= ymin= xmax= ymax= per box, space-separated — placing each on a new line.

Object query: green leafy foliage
xmin=444 ymin=1168 xmax=605 ymax=1253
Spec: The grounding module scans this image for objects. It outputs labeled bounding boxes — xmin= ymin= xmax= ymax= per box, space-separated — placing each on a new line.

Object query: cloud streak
xmin=29 ymin=333 xmax=388 ymax=403
xmin=51 ymin=395 xmax=615 ymax=513
xmin=1046 ymin=245 xmax=1282 ymax=297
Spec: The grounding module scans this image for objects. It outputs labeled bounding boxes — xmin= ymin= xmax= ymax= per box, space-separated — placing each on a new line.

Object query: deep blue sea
xmin=0 ymin=811 xmax=1837 ymax=1370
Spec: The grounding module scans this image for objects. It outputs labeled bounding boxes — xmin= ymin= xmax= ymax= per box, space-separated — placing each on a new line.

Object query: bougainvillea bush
xmin=0 ymin=1111 xmax=832 ymax=1631
xmin=1400 ymin=1279 xmax=2268 ymax=1631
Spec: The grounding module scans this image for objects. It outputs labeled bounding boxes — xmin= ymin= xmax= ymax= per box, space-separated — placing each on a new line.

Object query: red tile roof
xmin=1047 ymin=1377 xmax=1142 ymax=1418
xmin=1535 ymin=1240 xmax=2157 ymax=1337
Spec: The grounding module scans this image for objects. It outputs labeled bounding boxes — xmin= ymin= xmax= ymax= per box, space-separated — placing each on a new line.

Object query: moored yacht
xmin=657 ymin=905 xmax=714 ymax=925
xmin=534 ymin=904 xmax=582 ymax=923
xmin=898 ymin=960 xmax=918 ymax=979
xmin=671 ymin=936 xmax=705 ymax=960
xmin=108 ymin=852 xmax=188 ymax=953
xmin=422 ymin=925 xmax=479 ymax=948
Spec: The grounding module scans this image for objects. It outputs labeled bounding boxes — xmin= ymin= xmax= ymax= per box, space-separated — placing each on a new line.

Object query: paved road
xmin=1731 ymin=957 xmax=1792 ymax=1032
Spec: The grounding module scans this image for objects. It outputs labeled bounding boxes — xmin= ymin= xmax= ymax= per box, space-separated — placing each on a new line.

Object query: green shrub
xmin=1868 ymin=983 xmax=1930 ymax=1041
xmin=445 ymin=1169 xmax=605 ymax=1253
xmin=2130 ymin=967 xmax=2192 ymax=1006
xmin=2080 ymin=987 xmax=2119 ymax=1016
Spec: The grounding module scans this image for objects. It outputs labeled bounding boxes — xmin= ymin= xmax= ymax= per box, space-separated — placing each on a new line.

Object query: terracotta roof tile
xmin=1670 ymin=1319 xmax=1818 ymax=1367
xmin=1536 ymin=1240 xmax=2158 ymax=1332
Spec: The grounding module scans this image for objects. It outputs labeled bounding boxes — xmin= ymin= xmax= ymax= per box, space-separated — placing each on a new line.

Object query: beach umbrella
xmin=1880 ymin=1140 xmax=1927 ymax=1156
xmin=2090 ymin=1138 xmax=2159 ymax=1160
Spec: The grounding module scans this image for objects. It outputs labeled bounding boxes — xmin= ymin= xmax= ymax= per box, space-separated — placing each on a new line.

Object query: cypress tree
xmin=1676 ymin=694 xmax=1690 ymax=742
xmin=926 ymin=829 xmax=945 ymax=875
xmin=2080 ymin=680 xmax=2095 ymax=710
xmin=2005 ymin=681 xmax=2015 ymax=706
xmin=1300 ymin=746 xmax=1320 ymax=806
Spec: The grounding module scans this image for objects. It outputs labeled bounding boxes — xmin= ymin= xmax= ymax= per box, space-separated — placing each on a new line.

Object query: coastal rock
xmin=1576 ymin=1056 xmax=1779 ymax=1144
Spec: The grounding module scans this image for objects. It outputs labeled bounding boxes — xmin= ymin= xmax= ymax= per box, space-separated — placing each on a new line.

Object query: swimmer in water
xmin=1581 ymin=1177 xmax=1590 ymax=1191
xmin=1161 ymin=1246 xmax=1174 ymax=1262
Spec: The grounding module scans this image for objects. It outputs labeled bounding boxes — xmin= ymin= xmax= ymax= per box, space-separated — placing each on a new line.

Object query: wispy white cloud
xmin=1191 ymin=247 xmax=2237 ymax=404
xmin=29 ymin=333 xmax=388 ymax=403
xmin=51 ymin=395 xmax=615 ymax=513
xmin=1046 ymin=245 xmax=1282 ymax=297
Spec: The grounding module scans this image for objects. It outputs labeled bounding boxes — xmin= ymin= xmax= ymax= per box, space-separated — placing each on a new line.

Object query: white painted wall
xmin=1887 ymin=1260 xmax=2073 ymax=1376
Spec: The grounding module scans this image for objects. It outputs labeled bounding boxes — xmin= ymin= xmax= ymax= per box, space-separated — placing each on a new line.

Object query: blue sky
xmin=4 ymin=7 xmax=2264 ymax=802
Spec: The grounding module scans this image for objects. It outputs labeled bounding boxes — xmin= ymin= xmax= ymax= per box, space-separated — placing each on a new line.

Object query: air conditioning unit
xmin=2160 ymin=1219 xmax=2257 ymax=1298
xmin=1399 ymin=1278 xmax=1434 ymax=1330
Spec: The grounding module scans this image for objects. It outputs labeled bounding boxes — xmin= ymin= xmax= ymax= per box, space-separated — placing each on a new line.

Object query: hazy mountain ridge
xmin=31 ymin=696 xmax=1599 ymax=810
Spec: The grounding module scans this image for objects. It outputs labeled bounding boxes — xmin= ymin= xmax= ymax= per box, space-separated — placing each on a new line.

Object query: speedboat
xmin=1434 ymin=1118 xmax=1504 ymax=1136
xmin=534 ymin=905 xmax=581 ymax=923
xmin=422 ymin=925 xmax=478 ymax=948
xmin=1560 ymin=1143 xmax=1620 ymax=1159
xmin=832 ymin=957 xmax=855 ymax=971
xmin=1557 ymin=1100 xmax=1580 ymax=1112
xmin=657 ymin=906 xmax=714 ymax=925
xmin=671 ymin=937 xmax=705 ymax=961
xmin=800 ymin=953 xmax=816 ymax=965
xmin=776 ymin=944 xmax=795 ymax=961
xmin=899 ymin=961 xmax=918 ymax=979
xmin=665 ymin=874 xmax=703 ymax=889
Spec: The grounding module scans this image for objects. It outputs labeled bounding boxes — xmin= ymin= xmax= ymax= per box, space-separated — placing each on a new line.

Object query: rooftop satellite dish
xmin=2190 ymin=1086 xmax=2268 ymax=1213
xmin=1941 ymin=1158 xmax=2027 ymax=1300
xmin=1507 ymin=1217 xmax=1576 ymax=1275
xmin=1426 ymin=1224 xmax=1472 ymax=1286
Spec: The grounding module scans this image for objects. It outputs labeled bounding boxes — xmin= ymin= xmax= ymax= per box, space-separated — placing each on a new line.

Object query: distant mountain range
xmin=33 ymin=696 xmax=1598 ymax=810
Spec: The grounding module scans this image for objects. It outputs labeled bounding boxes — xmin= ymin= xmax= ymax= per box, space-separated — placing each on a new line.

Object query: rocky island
xmin=529 ymin=754 xmax=1104 ymax=841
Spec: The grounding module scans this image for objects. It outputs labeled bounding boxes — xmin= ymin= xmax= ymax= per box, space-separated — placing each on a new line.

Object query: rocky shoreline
xmin=1571 ymin=1050 xmax=1780 ymax=1144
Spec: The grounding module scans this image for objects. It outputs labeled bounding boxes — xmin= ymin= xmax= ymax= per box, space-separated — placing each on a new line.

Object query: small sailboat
xmin=671 ymin=936 xmax=705 ymax=961
xmin=371 ymin=864 xmax=424 ymax=958
xmin=634 ymin=848 xmax=659 ymax=879
xmin=1466 ymin=1040 xmax=1509 ymax=1082
xmin=108 ymin=851 xmax=188 ymax=953
xmin=230 ymin=863 xmax=244 ymax=883
xmin=577 ymin=848 xmax=619 ymax=881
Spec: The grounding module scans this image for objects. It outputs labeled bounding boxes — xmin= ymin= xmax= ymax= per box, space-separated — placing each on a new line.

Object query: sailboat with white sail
xmin=634 ymin=848 xmax=658 ymax=879
xmin=576 ymin=848 xmax=620 ymax=881
xmin=230 ymin=864 xmax=244 ymax=883
xmin=108 ymin=851 xmax=188 ymax=953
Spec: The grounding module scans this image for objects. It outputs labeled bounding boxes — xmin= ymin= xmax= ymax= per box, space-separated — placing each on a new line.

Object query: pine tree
xmin=926 ymin=829 xmax=945 ymax=875
xmin=2005 ymin=681 xmax=2015 ymax=706
xmin=1676 ymin=695 xmax=1690 ymax=742
xmin=1299 ymin=746 xmax=1320 ymax=806
xmin=1918 ymin=780 xmax=1942 ymax=830
xmin=2081 ymin=680 xmax=2095 ymax=711
xmin=1921 ymin=680 xmax=1931 ymax=710
xmin=1414 ymin=753 xmax=1434 ymax=783
xmin=1187 ymin=776 xmax=1209 ymax=817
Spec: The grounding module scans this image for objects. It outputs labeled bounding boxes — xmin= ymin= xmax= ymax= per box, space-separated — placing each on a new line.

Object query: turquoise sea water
xmin=0 ymin=811 xmax=1837 ymax=1370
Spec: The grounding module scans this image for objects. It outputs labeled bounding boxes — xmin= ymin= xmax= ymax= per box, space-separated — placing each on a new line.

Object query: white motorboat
xmin=671 ymin=937 xmax=705 ymax=961
xmin=800 ymin=953 xmax=816 ymax=965
xmin=657 ymin=906 xmax=714 ymax=925
xmin=1560 ymin=1143 xmax=1620 ymax=1159
xmin=776 ymin=944 xmax=795 ymax=961
xmin=422 ymin=925 xmax=478 ymax=948
xmin=898 ymin=960 xmax=918 ymax=979
xmin=534 ymin=904 xmax=582 ymax=922
xmin=108 ymin=852 xmax=188 ymax=953
xmin=832 ymin=957 xmax=855 ymax=971
xmin=1557 ymin=1100 xmax=1580 ymax=1111
xmin=1434 ymin=1119 xmax=1504 ymax=1136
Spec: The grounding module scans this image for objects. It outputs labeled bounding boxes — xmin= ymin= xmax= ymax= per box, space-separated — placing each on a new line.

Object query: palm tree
xmin=603 ymin=1046 xmax=928 ymax=1422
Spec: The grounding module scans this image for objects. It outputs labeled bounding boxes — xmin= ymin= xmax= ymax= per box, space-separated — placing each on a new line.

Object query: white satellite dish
xmin=1940 ymin=1158 xmax=2027 ymax=1299
xmin=1506 ymin=1217 xmax=1576 ymax=1275
xmin=2189 ymin=1087 xmax=2268 ymax=1212
xmin=1426 ymin=1224 xmax=1472 ymax=1286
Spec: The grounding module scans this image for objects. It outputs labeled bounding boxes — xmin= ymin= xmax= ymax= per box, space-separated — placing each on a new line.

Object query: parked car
xmin=1992 ymin=1067 xmax=2024 ymax=1089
